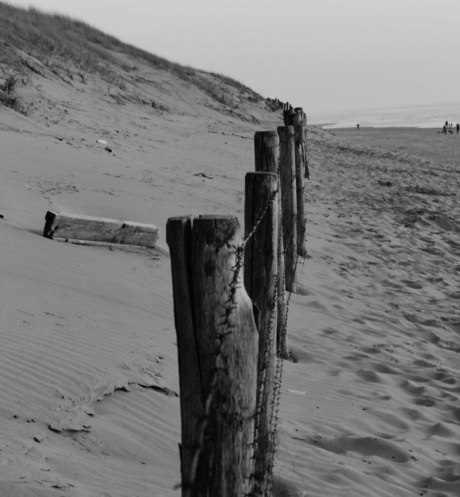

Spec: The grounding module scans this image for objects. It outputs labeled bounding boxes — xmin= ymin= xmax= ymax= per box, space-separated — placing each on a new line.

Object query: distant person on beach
xmin=357 ymin=124 xmax=360 ymax=130
xmin=442 ymin=125 xmax=447 ymax=134
xmin=457 ymin=123 xmax=459 ymax=134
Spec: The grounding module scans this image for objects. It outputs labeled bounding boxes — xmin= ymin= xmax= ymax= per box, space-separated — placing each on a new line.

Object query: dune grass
xmin=0 ymin=1 xmax=262 ymax=110
xmin=0 ymin=72 xmax=28 ymax=114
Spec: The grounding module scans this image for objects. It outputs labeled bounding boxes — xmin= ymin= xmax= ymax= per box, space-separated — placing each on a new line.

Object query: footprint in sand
xmin=355 ymin=369 xmax=382 ymax=383
xmin=372 ymin=362 xmax=400 ymax=375
xmin=400 ymin=279 xmax=424 ymax=289
xmin=322 ymin=327 xmax=339 ymax=336
xmin=425 ymin=276 xmax=446 ymax=287
xmin=419 ymin=471 xmax=460 ymax=493
xmin=399 ymin=379 xmax=427 ymax=396
xmin=381 ymin=279 xmax=404 ymax=289
xmin=420 ymin=245 xmax=445 ymax=256
xmin=430 ymin=370 xmax=456 ymax=384
xmin=425 ymin=422 xmax=453 ymax=438
xmin=413 ymin=397 xmax=437 ymax=407
xmin=303 ymin=435 xmax=410 ymax=463
xmin=445 ymin=405 xmax=460 ymax=424
xmin=399 ymin=407 xmax=426 ymax=422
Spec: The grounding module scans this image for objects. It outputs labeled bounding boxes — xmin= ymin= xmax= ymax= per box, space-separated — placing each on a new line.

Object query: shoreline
xmin=308 ymin=100 xmax=460 ymax=131
xmin=315 ymin=126 xmax=460 ymax=169
xmin=311 ymin=123 xmax=446 ymax=131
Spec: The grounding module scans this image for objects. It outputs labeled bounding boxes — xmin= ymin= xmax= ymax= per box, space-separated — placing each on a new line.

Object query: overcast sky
xmin=8 ymin=0 xmax=460 ymax=117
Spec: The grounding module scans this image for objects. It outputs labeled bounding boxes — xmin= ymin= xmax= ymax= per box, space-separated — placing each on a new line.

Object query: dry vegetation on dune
xmin=0 ymin=1 xmax=265 ymax=117
xmin=0 ymin=72 xmax=27 ymax=114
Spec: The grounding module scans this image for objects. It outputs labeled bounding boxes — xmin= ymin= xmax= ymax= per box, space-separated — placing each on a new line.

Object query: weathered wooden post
xmin=277 ymin=125 xmax=297 ymax=293
xmin=296 ymin=127 xmax=308 ymax=257
xmin=167 ymin=215 xmax=259 ymax=497
xmin=254 ymin=131 xmax=278 ymax=173
xmin=295 ymin=108 xmax=309 ymax=179
xmin=301 ymin=112 xmax=310 ymax=180
xmin=284 ymin=108 xmax=309 ymax=179
xmin=244 ymin=172 xmax=278 ymax=494
xmin=284 ymin=110 xmax=308 ymax=257
xmin=254 ymin=132 xmax=289 ymax=359
xmin=283 ymin=108 xmax=299 ymax=126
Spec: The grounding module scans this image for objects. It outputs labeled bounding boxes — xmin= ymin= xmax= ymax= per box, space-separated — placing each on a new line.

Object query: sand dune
xmin=2 ymin=64 xmax=460 ymax=497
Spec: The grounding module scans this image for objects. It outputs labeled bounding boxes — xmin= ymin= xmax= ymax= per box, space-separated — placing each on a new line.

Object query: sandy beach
xmin=1 ymin=67 xmax=460 ymax=497
xmin=281 ymin=125 xmax=460 ymax=496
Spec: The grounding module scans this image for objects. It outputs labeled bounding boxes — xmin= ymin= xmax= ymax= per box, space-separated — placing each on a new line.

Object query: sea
xmin=308 ymin=101 xmax=460 ymax=130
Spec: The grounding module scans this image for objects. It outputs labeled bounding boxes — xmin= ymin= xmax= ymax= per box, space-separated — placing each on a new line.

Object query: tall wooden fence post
xmin=284 ymin=109 xmax=308 ymax=257
xmin=244 ymin=172 xmax=278 ymax=494
xmin=300 ymin=110 xmax=310 ymax=180
xmin=254 ymin=132 xmax=289 ymax=359
xmin=254 ymin=131 xmax=279 ymax=173
xmin=283 ymin=108 xmax=300 ymax=126
xmin=277 ymin=125 xmax=297 ymax=293
xmin=167 ymin=215 xmax=259 ymax=497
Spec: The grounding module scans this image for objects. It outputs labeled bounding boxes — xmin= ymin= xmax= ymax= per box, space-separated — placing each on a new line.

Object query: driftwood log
xmin=43 ymin=211 xmax=159 ymax=248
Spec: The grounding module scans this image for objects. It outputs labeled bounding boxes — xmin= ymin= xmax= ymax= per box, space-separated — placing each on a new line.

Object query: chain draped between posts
xmin=173 ymin=120 xmax=307 ymax=497
xmin=248 ymin=133 xmax=303 ymax=496
xmin=251 ymin=140 xmax=303 ymax=495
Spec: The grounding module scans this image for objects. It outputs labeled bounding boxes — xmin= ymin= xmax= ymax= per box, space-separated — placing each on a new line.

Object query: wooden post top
xmin=246 ymin=171 xmax=278 ymax=179
xmin=167 ymin=215 xmax=239 ymax=245
xmin=254 ymin=130 xmax=279 ymax=140
xmin=278 ymin=125 xmax=296 ymax=139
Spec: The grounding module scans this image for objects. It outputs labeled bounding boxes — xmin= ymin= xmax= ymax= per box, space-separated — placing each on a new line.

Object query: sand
xmin=1 ymin=69 xmax=460 ymax=496
xmin=277 ymin=126 xmax=460 ymax=496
